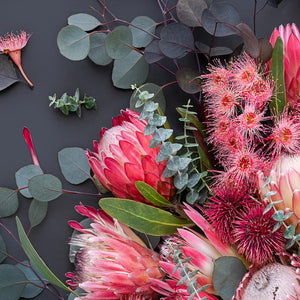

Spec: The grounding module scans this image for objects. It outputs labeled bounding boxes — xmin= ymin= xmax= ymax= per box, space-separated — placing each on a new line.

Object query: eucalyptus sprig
xmin=49 ymin=88 xmax=96 ymax=117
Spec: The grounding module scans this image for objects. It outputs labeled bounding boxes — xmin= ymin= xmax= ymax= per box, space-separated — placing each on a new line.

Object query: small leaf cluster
xmin=49 ymin=88 xmax=96 ymax=117
xmin=166 ymin=243 xmax=209 ymax=300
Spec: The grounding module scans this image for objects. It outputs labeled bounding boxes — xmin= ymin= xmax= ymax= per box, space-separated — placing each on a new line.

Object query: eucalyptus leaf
xmin=68 ymin=13 xmax=101 ymax=31
xmin=202 ymin=3 xmax=240 ymax=37
xmin=236 ymin=23 xmax=259 ymax=58
xmin=16 ymin=262 xmax=44 ymax=298
xmin=28 ymin=174 xmax=62 ymax=202
xmin=159 ymin=23 xmax=194 ymax=58
xmin=88 ymin=32 xmax=112 ymax=66
xmin=28 ymin=200 xmax=48 ymax=228
xmin=144 ymin=40 xmax=164 ymax=63
xmin=167 ymin=156 xmax=191 ymax=171
xmin=16 ymin=217 xmax=78 ymax=295
xmin=176 ymin=67 xmax=201 ymax=94
xmin=153 ymin=128 xmax=173 ymax=142
xmin=268 ymin=0 xmax=283 ymax=7
xmin=0 ymin=264 xmax=27 ymax=300
xmin=135 ymin=181 xmax=171 ymax=207
xmin=68 ymin=288 xmax=85 ymax=300
xmin=176 ymin=0 xmax=208 ymax=27
xmin=130 ymin=83 xmax=166 ymax=113
xmin=0 ymin=234 xmax=7 ymax=263
xmin=105 ymin=26 xmax=133 ymax=59
xmin=129 ymin=16 xmax=156 ymax=48
xmin=99 ymin=198 xmax=192 ymax=236
xmin=58 ymin=147 xmax=91 ymax=185
xmin=269 ymin=37 xmax=286 ymax=116
xmin=195 ymin=41 xmax=233 ymax=56
xmin=0 ymin=188 xmax=18 ymax=217
xmin=0 ymin=54 xmax=19 ymax=91
xmin=112 ymin=50 xmax=149 ymax=89
xmin=174 ymin=172 xmax=189 ymax=189
xmin=57 ymin=25 xmax=90 ymax=61
xmin=15 ymin=164 xmax=43 ymax=198
xmin=213 ymin=257 xmax=247 ymax=300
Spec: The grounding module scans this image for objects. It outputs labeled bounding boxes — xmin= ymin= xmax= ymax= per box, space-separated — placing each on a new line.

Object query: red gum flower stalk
xmin=0 ymin=31 xmax=33 ymax=87
xmin=204 ymin=185 xmax=256 ymax=244
xmin=233 ymin=204 xmax=285 ymax=266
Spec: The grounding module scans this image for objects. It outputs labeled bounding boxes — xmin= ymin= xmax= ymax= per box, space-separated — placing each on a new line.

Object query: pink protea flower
xmin=233 ymin=204 xmax=285 ymax=266
xmin=87 ymin=109 xmax=175 ymax=204
xmin=268 ymin=23 xmax=300 ymax=108
xmin=204 ymin=185 xmax=256 ymax=244
xmin=156 ymin=203 xmax=238 ymax=298
xmin=0 ymin=31 xmax=33 ymax=87
xmin=67 ymin=204 xmax=163 ymax=299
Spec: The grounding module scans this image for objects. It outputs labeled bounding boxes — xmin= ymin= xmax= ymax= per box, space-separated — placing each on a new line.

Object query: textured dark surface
xmin=0 ymin=0 xmax=299 ymax=299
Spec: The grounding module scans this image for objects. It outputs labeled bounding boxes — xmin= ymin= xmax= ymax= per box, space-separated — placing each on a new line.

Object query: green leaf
xmin=284 ymin=224 xmax=295 ymax=239
xmin=176 ymin=67 xmax=201 ymax=94
xmin=16 ymin=217 xmax=78 ymax=295
xmin=105 ymin=26 xmax=133 ymax=59
xmin=135 ymin=181 xmax=171 ymax=207
xmin=16 ymin=262 xmax=44 ymax=298
xmin=57 ymin=25 xmax=90 ymax=61
xmin=186 ymin=189 xmax=199 ymax=204
xmin=272 ymin=210 xmax=284 ymax=221
xmin=112 ymin=50 xmax=149 ymax=89
xmin=68 ymin=288 xmax=85 ymax=300
xmin=0 ymin=54 xmax=19 ymax=91
xmin=0 ymin=234 xmax=7 ymax=263
xmin=15 ymin=165 xmax=43 ymax=198
xmin=0 ymin=188 xmax=18 ymax=217
xmin=28 ymin=200 xmax=48 ymax=228
xmin=174 ymin=172 xmax=189 ymax=189
xmin=28 ymin=174 xmax=62 ymax=202
xmin=58 ymin=147 xmax=91 ymax=185
xmin=129 ymin=16 xmax=156 ymax=48
xmin=153 ymin=128 xmax=173 ymax=142
xmin=88 ymin=32 xmax=113 ymax=66
xmin=130 ymin=83 xmax=166 ymax=114
xmin=0 ymin=264 xmax=27 ymax=300
xmin=213 ymin=257 xmax=247 ymax=300
xmin=160 ymin=142 xmax=182 ymax=156
xmin=269 ymin=37 xmax=286 ymax=116
xmin=167 ymin=156 xmax=191 ymax=171
xmin=68 ymin=13 xmax=101 ymax=31
xmin=99 ymin=198 xmax=192 ymax=236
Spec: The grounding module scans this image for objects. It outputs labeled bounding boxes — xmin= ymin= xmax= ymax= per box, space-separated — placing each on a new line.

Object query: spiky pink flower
xmin=0 ymin=31 xmax=33 ymax=87
xmin=87 ymin=109 xmax=175 ymax=204
xmin=267 ymin=23 xmax=300 ymax=109
xmin=67 ymin=204 xmax=163 ymax=299
xmin=204 ymin=185 xmax=255 ymax=244
xmin=233 ymin=204 xmax=285 ymax=266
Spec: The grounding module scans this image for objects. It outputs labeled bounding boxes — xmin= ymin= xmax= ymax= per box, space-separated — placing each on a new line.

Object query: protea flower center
xmin=241 ymin=263 xmax=299 ymax=299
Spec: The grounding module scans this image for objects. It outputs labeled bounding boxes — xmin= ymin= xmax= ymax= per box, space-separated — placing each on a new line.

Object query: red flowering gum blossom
xmin=87 ymin=109 xmax=175 ymax=204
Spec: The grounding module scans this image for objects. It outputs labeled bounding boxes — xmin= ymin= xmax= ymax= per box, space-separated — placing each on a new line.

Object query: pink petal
xmin=23 ymin=127 xmax=40 ymax=167
xmin=292 ymin=190 xmax=300 ymax=218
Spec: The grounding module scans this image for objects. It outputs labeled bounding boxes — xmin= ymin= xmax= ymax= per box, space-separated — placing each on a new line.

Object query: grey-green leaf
xmin=213 ymin=257 xmax=247 ymax=300
xmin=88 ymin=32 xmax=113 ymax=66
xmin=28 ymin=200 xmax=48 ymax=228
xmin=28 ymin=174 xmax=62 ymax=202
xmin=57 ymin=25 xmax=90 ymax=61
xmin=112 ymin=50 xmax=149 ymax=89
xmin=58 ymin=147 xmax=91 ymax=185
xmin=0 ymin=264 xmax=27 ymax=300
xmin=129 ymin=16 xmax=156 ymax=48
xmin=15 ymin=164 xmax=43 ymax=198
xmin=68 ymin=13 xmax=101 ymax=31
xmin=0 ymin=188 xmax=18 ymax=217
xmin=105 ymin=26 xmax=133 ymax=59
xmin=0 ymin=234 xmax=7 ymax=263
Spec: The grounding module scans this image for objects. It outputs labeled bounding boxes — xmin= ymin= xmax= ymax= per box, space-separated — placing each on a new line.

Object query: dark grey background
xmin=0 ymin=0 xmax=299 ymax=299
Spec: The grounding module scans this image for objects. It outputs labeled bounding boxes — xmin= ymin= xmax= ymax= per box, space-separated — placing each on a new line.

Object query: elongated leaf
xmin=28 ymin=200 xmax=48 ymax=228
xmin=129 ymin=16 xmax=156 ymax=48
xmin=269 ymin=37 xmax=286 ymax=116
xmin=99 ymin=198 xmax=192 ymax=235
xmin=0 ymin=188 xmax=18 ymax=217
xmin=16 ymin=217 xmax=78 ymax=295
xmin=28 ymin=174 xmax=62 ymax=202
xmin=15 ymin=164 xmax=43 ymax=198
xmin=0 ymin=264 xmax=27 ymax=300
xmin=213 ymin=257 xmax=247 ymax=300
xmin=57 ymin=25 xmax=90 ymax=61
xmin=58 ymin=147 xmax=90 ymax=185
xmin=0 ymin=234 xmax=7 ymax=263
xmin=0 ymin=54 xmax=19 ymax=91
xmin=105 ymin=26 xmax=133 ymax=59
xmin=68 ymin=13 xmax=101 ymax=31
xmin=88 ymin=32 xmax=112 ymax=66
xmin=135 ymin=181 xmax=171 ymax=207
xmin=112 ymin=50 xmax=149 ymax=89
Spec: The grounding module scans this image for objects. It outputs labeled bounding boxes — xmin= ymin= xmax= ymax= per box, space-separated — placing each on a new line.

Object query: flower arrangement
xmin=1 ymin=1 xmax=300 ymax=300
